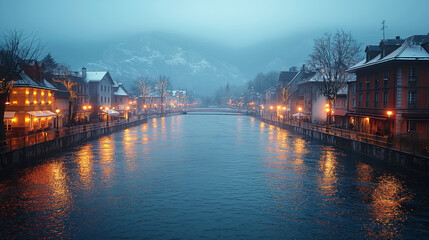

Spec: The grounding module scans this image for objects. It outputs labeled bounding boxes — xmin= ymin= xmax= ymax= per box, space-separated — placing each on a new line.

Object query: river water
xmin=1 ymin=114 xmax=429 ymax=239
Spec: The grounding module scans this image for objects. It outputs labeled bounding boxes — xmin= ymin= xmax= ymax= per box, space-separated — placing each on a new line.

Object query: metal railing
xmin=260 ymin=113 xmax=429 ymax=158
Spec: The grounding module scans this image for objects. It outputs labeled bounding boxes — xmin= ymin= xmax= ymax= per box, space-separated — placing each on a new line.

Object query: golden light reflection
xmin=366 ymin=174 xmax=412 ymax=239
xmin=318 ymin=146 xmax=341 ymax=196
xmin=77 ymin=145 xmax=94 ymax=190
xmin=9 ymin=161 xmax=73 ymax=235
xmin=99 ymin=136 xmax=115 ymax=182
xmin=123 ymin=129 xmax=137 ymax=172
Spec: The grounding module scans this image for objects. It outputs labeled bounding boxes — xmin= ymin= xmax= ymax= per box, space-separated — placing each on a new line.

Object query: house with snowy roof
xmin=347 ymin=34 xmax=429 ymax=137
xmin=5 ymin=60 xmax=59 ymax=135
xmin=84 ymin=68 xmax=115 ymax=109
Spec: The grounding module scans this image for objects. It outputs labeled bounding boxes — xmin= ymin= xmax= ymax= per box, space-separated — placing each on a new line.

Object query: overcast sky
xmin=1 ymin=0 xmax=428 ymax=48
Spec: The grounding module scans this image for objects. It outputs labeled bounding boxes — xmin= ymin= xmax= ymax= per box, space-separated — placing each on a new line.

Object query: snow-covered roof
xmin=14 ymin=72 xmax=58 ymax=91
xmin=349 ymin=35 xmax=429 ymax=72
xmin=86 ymin=71 xmax=108 ymax=82
xmin=114 ymin=86 xmax=128 ymax=96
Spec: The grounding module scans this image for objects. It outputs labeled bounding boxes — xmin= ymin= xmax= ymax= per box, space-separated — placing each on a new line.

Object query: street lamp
xmin=298 ymin=107 xmax=302 ymax=126
xmin=386 ymin=110 xmax=393 ymax=139
xmin=55 ymin=108 xmax=60 ymax=130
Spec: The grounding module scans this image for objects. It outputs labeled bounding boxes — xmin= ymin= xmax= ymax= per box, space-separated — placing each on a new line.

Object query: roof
xmin=114 ymin=85 xmax=129 ymax=96
xmin=365 ymin=45 xmax=381 ymax=52
xmin=86 ymin=71 xmax=108 ymax=82
xmin=14 ymin=72 xmax=58 ymax=91
xmin=349 ymin=35 xmax=429 ymax=72
xmin=279 ymin=71 xmax=299 ymax=83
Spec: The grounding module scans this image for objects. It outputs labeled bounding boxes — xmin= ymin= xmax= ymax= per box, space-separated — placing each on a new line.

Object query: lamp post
xmin=55 ymin=108 xmax=60 ymax=130
xmin=325 ymin=103 xmax=330 ymax=126
xmin=387 ymin=110 xmax=393 ymax=142
xmin=298 ymin=107 xmax=302 ymax=126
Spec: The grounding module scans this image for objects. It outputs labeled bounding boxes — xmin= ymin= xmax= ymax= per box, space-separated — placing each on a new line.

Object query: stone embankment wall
xmin=0 ymin=113 xmax=180 ymax=169
xmin=258 ymin=117 xmax=429 ymax=175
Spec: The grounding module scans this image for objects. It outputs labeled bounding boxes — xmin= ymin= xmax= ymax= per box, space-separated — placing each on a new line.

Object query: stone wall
xmin=259 ymin=117 xmax=429 ymax=175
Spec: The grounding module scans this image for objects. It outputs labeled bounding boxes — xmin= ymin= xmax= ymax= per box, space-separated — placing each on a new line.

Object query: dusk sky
xmin=1 ymin=0 xmax=428 ymax=47
xmin=1 ymin=0 xmax=429 ymax=94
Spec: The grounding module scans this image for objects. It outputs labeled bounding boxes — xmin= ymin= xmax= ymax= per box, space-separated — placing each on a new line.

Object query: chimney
xmin=82 ymin=67 xmax=87 ymax=78
xmin=396 ymin=36 xmax=400 ymax=40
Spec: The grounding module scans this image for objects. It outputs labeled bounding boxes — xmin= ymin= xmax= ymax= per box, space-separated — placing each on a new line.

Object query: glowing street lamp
xmin=55 ymin=108 xmax=60 ymax=130
xmin=298 ymin=107 xmax=302 ymax=126
xmin=387 ymin=110 xmax=393 ymax=117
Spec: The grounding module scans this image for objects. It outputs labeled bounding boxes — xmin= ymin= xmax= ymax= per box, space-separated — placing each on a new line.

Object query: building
xmin=347 ymin=34 xmax=429 ymax=138
xmin=112 ymin=81 xmax=131 ymax=119
xmin=85 ymin=69 xmax=114 ymax=109
xmin=5 ymin=61 xmax=58 ymax=136
xmin=285 ymin=65 xmax=317 ymax=119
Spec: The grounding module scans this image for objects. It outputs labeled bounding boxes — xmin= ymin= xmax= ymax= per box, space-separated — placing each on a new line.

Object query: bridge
xmin=184 ymin=107 xmax=250 ymax=115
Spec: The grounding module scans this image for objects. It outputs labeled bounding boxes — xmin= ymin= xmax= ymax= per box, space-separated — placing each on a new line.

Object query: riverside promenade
xmin=0 ymin=112 xmax=181 ymax=169
xmin=255 ymin=113 xmax=429 ymax=175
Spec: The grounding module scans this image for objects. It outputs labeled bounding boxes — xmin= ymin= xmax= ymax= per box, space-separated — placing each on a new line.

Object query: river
xmin=0 ymin=114 xmax=428 ymax=239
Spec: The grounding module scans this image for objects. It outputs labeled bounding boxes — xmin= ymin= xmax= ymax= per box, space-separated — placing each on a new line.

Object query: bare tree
xmin=136 ymin=76 xmax=152 ymax=112
xmin=308 ymin=30 xmax=360 ymax=124
xmin=0 ymin=30 xmax=41 ymax=142
xmin=52 ymin=66 xmax=77 ymax=127
xmin=155 ymin=75 xmax=170 ymax=113
xmin=280 ymin=86 xmax=291 ymax=107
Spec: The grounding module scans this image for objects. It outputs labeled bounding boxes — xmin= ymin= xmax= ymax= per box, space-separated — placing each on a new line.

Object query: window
xmin=358 ymin=93 xmax=362 ymax=107
xmin=383 ymin=91 xmax=388 ymax=107
xmin=383 ymin=71 xmax=389 ymax=87
xmin=365 ymin=92 xmax=370 ymax=107
xmin=408 ymin=90 xmax=416 ymax=107
xmin=366 ymin=74 xmax=371 ymax=89
xmin=358 ymin=76 xmax=363 ymax=90
xmin=408 ymin=67 xmax=417 ymax=86
xmin=407 ymin=120 xmax=416 ymax=132
xmin=352 ymin=98 xmax=356 ymax=108
xmin=374 ymin=72 xmax=379 ymax=89
xmin=374 ymin=92 xmax=379 ymax=108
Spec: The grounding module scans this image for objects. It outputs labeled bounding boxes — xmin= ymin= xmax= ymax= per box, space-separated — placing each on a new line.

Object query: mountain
xmin=85 ymin=33 xmax=246 ymax=96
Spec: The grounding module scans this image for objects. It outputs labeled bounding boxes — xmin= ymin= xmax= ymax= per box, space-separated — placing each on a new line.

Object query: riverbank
xmin=0 ymin=112 xmax=181 ymax=170
xmin=255 ymin=114 xmax=429 ymax=175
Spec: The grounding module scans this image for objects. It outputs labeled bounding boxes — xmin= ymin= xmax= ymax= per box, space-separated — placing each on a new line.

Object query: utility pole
xmin=381 ymin=20 xmax=387 ymax=40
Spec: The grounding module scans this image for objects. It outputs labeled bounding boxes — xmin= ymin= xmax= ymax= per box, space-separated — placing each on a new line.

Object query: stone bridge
xmin=184 ymin=107 xmax=249 ymax=114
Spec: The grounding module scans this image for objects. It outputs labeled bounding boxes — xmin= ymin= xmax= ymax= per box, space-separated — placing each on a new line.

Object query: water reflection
xmin=318 ymin=146 xmax=342 ymax=197
xmin=76 ymin=145 xmax=94 ymax=190
xmin=99 ymin=136 xmax=115 ymax=183
xmin=0 ymin=161 xmax=74 ymax=236
xmin=367 ymin=174 xmax=412 ymax=239
xmin=0 ymin=115 xmax=425 ymax=239
xmin=123 ymin=128 xmax=137 ymax=173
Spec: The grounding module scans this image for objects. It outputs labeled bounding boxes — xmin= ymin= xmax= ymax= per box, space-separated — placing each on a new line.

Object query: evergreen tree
xmin=42 ymin=53 xmax=58 ymax=72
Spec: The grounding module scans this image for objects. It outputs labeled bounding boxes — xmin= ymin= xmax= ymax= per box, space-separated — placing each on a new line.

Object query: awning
xmin=27 ymin=110 xmax=57 ymax=117
xmin=4 ymin=111 xmax=15 ymax=119
xmin=347 ymin=113 xmax=387 ymax=121
xmin=402 ymin=114 xmax=429 ymax=121
xmin=332 ymin=109 xmax=346 ymax=116
xmin=292 ymin=112 xmax=308 ymax=117
xmin=102 ymin=109 xmax=120 ymax=116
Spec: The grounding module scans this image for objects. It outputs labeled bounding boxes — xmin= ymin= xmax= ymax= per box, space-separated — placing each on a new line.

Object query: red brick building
xmin=347 ymin=34 xmax=429 ymax=138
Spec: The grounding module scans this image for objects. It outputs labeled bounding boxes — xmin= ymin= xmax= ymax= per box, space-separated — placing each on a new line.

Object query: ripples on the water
xmin=0 ymin=115 xmax=428 ymax=239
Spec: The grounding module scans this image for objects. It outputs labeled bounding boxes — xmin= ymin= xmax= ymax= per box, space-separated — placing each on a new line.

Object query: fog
xmin=1 ymin=0 xmax=428 ymax=95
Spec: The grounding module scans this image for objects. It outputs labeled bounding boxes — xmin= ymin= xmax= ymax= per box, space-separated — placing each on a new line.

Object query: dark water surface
xmin=1 ymin=115 xmax=429 ymax=239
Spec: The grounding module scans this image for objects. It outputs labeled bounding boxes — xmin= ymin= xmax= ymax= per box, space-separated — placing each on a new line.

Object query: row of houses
xmin=265 ymin=33 xmax=429 ymax=139
xmin=4 ymin=63 xmax=189 ymax=137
